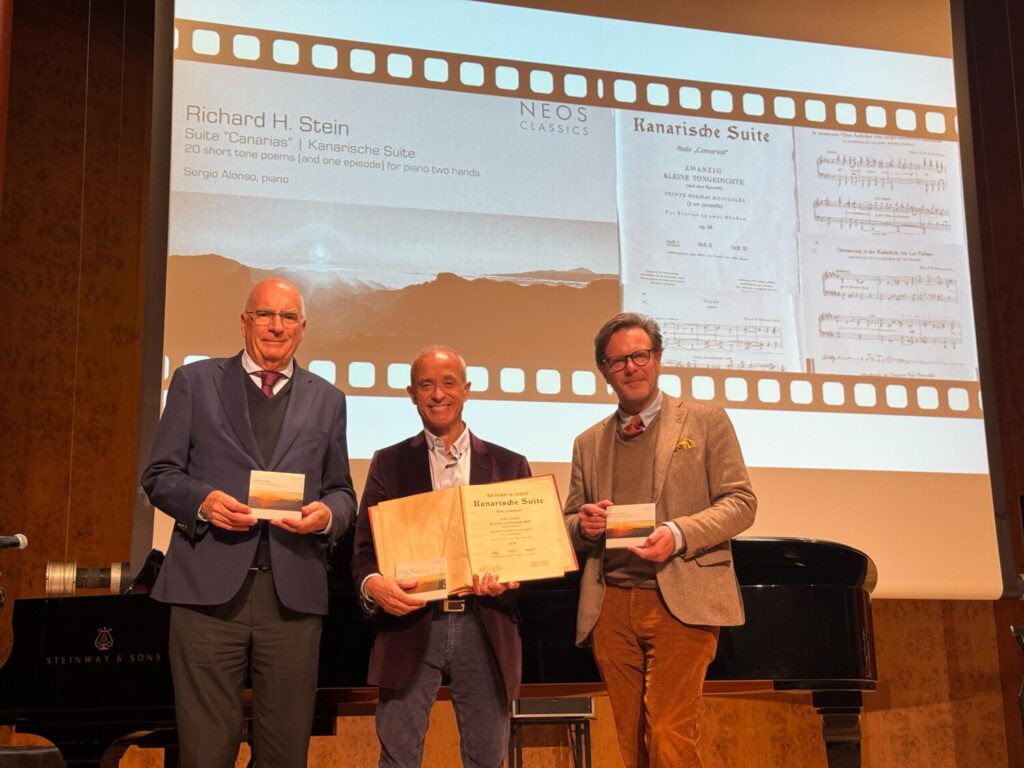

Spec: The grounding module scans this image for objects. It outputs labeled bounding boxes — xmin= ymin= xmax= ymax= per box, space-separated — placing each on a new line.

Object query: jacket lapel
xmin=594 ymin=414 xmax=618 ymax=503
xmin=653 ymin=395 xmax=687 ymax=502
xmin=215 ymin=353 xmax=263 ymax=467
xmin=468 ymin=432 xmax=493 ymax=485
xmin=398 ymin=432 xmax=433 ymax=496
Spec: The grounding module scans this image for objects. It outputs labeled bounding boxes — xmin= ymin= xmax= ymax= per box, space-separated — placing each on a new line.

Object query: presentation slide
xmin=159 ymin=0 xmax=999 ymax=598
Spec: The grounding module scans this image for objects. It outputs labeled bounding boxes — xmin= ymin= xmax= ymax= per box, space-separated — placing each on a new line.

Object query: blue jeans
xmin=376 ymin=610 xmax=509 ymax=767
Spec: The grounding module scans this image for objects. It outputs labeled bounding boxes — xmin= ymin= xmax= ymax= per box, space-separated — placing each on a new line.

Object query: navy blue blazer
xmin=142 ymin=352 xmax=357 ymax=615
xmin=351 ymin=432 xmax=530 ymax=699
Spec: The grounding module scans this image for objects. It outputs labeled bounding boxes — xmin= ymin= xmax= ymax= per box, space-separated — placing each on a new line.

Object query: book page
xmin=460 ymin=475 xmax=573 ymax=583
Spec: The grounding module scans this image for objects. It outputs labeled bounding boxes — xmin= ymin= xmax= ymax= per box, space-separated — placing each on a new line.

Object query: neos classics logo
xmin=519 ymin=101 xmax=590 ymax=136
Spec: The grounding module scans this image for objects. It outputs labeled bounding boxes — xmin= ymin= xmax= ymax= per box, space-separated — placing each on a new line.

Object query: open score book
xmin=369 ymin=475 xmax=578 ymax=598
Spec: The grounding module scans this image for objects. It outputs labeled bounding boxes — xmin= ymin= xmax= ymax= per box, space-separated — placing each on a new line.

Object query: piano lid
xmin=733 ymin=537 xmax=877 ymax=592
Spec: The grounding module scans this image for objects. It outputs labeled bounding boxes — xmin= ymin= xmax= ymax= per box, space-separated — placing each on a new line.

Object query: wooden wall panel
xmin=0 ymin=0 xmax=12 ymax=209
xmin=0 ymin=0 xmax=151 ymax=660
xmin=864 ymin=601 xmax=1007 ymax=767
xmin=960 ymin=1 xmax=1024 ymax=765
xmin=0 ymin=0 xmax=88 ymax=620
xmin=962 ymin=0 xmax=1024 ymax=543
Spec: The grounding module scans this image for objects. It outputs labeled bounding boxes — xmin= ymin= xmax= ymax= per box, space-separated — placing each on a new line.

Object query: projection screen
xmin=152 ymin=0 xmax=1010 ymax=599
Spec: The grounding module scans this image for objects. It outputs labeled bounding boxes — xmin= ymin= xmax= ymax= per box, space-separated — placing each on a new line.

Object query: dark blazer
xmin=351 ymin=431 xmax=530 ymax=700
xmin=142 ymin=352 xmax=357 ymax=616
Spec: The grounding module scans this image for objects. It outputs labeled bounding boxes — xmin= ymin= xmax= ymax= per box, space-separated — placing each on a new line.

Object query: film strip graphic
xmin=173 ymin=18 xmax=958 ymax=141
xmin=167 ymin=18 xmax=976 ymax=418
xmin=162 ymin=354 xmax=982 ymax=419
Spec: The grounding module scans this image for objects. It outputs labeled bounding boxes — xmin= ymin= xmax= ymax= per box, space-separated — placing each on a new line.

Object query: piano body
xmin=0 ymin=538 xmax=876 ymax=768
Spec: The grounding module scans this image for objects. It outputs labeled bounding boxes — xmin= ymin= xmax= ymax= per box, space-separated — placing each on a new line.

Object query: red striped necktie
xmin=253 ymin=370 xmax=284 ymax=398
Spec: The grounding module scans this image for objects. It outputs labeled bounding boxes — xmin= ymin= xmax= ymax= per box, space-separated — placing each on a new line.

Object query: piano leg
xmin=25 ymin=725 xmax=181 ymax=768
xmin=507 ymin=718 xmax=593 ymax=768
xmin=812 ymin=690 xmax=863 ymax=768
xmin=1010 ymin=625 xmax=1024 ymax=735
xmin=22 ymin=725 xmax=135 ymax=768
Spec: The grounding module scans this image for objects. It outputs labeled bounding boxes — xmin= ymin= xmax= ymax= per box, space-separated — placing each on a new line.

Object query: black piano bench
xmin=508 ymin=698 xmax=595 ymax=768
xmin=0 ymin=747 xmax=64 ymax=768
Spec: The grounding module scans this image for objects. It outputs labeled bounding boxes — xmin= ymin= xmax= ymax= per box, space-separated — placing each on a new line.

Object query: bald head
xmin=245 ymin=279 xmax=305 ymax=317
xmin=410 ymin=345 xmax=467 ymax=386
xmin=408 ymin=345 xmax=470 ymax=444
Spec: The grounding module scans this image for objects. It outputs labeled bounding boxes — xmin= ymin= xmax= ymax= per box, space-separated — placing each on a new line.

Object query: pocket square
xmin=675 ymin=438 xmax=696 ymax=451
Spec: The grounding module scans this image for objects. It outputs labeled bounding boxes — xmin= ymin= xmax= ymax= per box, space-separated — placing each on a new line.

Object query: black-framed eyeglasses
xmin=602 ymin=349 xmax=657 ymax=372
xmin=245 ymin=309 xmax=302 ymax=327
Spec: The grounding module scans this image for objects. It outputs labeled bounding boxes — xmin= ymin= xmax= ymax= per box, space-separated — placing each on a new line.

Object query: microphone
xmin=0 ymin=534 xmax=28 ymax=550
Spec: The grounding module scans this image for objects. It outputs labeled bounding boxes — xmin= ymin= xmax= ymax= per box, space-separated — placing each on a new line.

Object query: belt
xmin=432 ymin=596 xmax=475 ymax=614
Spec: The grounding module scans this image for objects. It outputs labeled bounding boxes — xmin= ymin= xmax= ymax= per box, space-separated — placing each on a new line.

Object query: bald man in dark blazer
xmin=143 ymin=278 xmax=356 ymax=768
xmin=352 ymin=346 xmax=529 ymax=768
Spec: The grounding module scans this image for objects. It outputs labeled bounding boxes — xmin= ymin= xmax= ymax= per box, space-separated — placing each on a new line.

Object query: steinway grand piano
xmin=0 ymin=538 xmax=876 ymax=767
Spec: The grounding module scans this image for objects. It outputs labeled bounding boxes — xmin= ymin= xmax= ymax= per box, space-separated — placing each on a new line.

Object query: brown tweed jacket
xmin=564 ymin=394 xmax=756 ymax=643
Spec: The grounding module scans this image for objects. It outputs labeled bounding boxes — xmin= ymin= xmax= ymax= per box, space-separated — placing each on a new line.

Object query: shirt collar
xmin=424 ymin=425 xmax=470 ymax=459
xmin=242 ymin=350 xmax=294 ymax=380
xmin=616 ymin=390 xmax=663 ymax=428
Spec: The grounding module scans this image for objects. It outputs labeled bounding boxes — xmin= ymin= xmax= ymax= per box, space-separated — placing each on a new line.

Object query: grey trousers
xmin=168 ymin=570 xmax=322 ymax=768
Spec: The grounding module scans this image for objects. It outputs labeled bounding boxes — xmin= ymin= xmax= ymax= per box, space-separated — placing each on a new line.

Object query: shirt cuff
xmin=197 ymin=505 xmax=208 ymax=523
xmin=360 ymin=572 xmax=382 ymax=602
xmin=661 ymin=521 xmax=685 ymax=554
xmin=577 ymin=511 xmax=601 ymax=542
xmin=319 ymin=509 xmax=333 ymax=536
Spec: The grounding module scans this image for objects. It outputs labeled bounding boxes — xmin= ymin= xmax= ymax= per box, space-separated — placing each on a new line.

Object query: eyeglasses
xmin=602 ymin=348 xmax=657 ymax=372
xmin=246 ymin=309 xmax=302 ymax=327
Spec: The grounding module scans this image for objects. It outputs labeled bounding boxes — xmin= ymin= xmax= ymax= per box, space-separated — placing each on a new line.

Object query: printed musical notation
xmin=816 ymin=153 xmax=947 ymax=193
xmin=813 ymin=197 xmax=951 ymax=234
xmin=617 ymin=124 xmax=978 ymax=383
xmin=661 ymin=319 xmax=784 ymax=353
xmin=820 ymin=353 xmax=969 ymax=377
xmin=629 ymin=284 xmax=801 ymax=373
xmin=821 ymin=271 xmax=958 ymax=303
xmin=798 ymin=233 xmax=976 ymax=379
xmin=818 ymin=313 xmax=962 ymax=348
xmin=702 ymin=359 xmax=785 ymax=372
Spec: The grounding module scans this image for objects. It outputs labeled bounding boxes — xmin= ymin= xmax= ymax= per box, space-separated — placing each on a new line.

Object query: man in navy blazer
xmin=142 ymin=278 xmax=357 ymax=768
xmin=352 ymin=346 xmax=529 ymax=768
